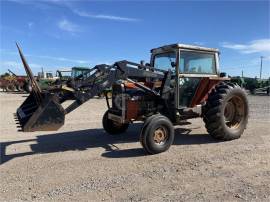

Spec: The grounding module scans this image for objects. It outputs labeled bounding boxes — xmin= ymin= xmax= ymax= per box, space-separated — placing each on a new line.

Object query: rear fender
xmin=190 ymin=77 xmax=230 ymax=107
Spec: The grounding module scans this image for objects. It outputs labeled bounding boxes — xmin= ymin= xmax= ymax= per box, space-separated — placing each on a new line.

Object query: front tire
xmin=203 ymin=82 xmax=249 ymax=140
xmin=102 ymin=110 xmax=129 ymax=135
xmin=140 ymin=114 xmax=174 ymax=154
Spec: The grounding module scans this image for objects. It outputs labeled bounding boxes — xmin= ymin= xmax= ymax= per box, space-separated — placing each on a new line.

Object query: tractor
xmin=56 ymin=67 xmax=90 ymax=82
xmin=15 ymin=43 xmax=249 ymax=154
xmin=0 ymin=69 xmax=29 ymax=92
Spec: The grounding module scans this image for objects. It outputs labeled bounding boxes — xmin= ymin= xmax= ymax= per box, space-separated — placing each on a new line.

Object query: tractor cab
xmin=71 ymin=67 xmax=90 ymax=78
xmin=150 ymin=43 xmax=221 ymax=108
xmin=56 ymin=68 xmax=72 ymax=81
xmin=57 ymin=67 xmax=90 ymax=80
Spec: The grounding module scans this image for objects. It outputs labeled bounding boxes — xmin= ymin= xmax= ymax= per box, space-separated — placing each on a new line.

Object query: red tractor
xmin=0 ymin=69 xmax=30 ymax=92
xmin=15 ymin=43 xmax=249 ymax=154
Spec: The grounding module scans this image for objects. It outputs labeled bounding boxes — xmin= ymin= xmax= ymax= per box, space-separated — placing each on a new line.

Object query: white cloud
xmin=7 ymin=0 xmax=140 ymax=22
xmin=36 ymin=55 xmax=90 ymax=64
xmin=6 ymin=0 xmax=52 ymax=10
xmin=0 ymin=49 xmax=90 ymax=64
xmin=58 ymin=19 xmax=81 ymax=33
xmin=0 ymin=61 xmax=42 ymax=70
xmin=28 ymin=22 xmax=34 ymax=29
xmin=0 ymin=61 xmax=21 ymax=67
xmin=221 ymin=39 xmax=270 ymax=54
xmin=73 ymin=10 xmax=140 ymax=22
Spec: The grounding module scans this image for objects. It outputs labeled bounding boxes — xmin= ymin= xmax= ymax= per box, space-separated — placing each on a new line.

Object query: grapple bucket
xmin=16 ymin=92 xmax=65 ymax=132
xmin=15 ymin=43 xmax=65 ymax=132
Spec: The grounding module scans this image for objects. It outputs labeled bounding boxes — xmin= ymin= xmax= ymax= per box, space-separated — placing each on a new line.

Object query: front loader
xmin=15 ymin=43 xmax=249 ymax=154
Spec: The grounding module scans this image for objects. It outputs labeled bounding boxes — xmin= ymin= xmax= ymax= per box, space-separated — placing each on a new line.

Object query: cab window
xmin=180 ymin=51 xmax=216 ymax=74
xmin=153 ymin=52 xmax=176 ymax=70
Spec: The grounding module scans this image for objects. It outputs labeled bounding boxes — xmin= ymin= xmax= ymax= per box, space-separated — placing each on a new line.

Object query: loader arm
xmin=15 ymin=44 xmax=170 ymax=132
xmin=64 ymin=61 xmax=165 ymax=114
xmin=8 ymin=69 xmax=17 ymax=77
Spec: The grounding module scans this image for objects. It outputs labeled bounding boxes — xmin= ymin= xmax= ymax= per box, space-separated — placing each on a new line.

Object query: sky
xmin=0 ymin=0 xmax=269 ymax=78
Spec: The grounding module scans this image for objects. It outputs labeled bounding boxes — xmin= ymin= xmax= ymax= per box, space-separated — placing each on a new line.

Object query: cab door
xmin=177 ymin=50 xmax=218 ymax=108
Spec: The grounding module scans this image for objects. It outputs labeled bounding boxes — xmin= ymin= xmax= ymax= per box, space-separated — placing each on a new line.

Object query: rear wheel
xmin=203 ymin=82 xmax=248 ymax=140
xmin=6 ymin=84 xmax=15 ymax=92
xmin=140 ymin=114 xmax=174 ymax=154
xmin=24 ymin=83 xmax=32 ymax=93
xmin=102 ymin=110 xmax=129 ymax=135
xmin=16 ymin=84 xmax=24 ymax=92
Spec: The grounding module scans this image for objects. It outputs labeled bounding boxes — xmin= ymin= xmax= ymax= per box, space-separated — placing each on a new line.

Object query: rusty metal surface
xmin=126 ymin=100 xmax=139 ymax=120
xmin=190 ymin=78 xmax=222 ymax=107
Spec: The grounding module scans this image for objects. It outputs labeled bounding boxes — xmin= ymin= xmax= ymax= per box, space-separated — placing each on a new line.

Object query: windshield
xmin=153 ymin=52 xmax=176 ymax=70
xmin=57 ymin=71 xmax=71 ymax=78
xmin=179 ymin=51 xmax=216 ymax=74
xmin=71 ymin=68 xmax=89 ymax=78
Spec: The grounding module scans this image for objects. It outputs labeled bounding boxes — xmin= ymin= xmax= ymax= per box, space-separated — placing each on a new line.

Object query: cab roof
xmin=151 ymin=43 xmax=219 ymax=54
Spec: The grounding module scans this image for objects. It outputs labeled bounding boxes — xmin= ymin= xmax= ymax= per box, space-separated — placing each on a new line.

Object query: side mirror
xmin=220 ymin=72 xmax=226 ymax=77
xmin=171 ymin=62 xmax=176 ymax=67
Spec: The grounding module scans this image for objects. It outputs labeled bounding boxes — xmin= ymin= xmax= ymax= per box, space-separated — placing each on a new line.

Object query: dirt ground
xmin=0 ymin=92 xmax=269 ymax=201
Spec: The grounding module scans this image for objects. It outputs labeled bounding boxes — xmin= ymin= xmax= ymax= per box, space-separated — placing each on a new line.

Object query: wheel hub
xmin=224 ymin=96 xmax=245 ymax=129
xmin=224 ymin=102 xmax=235 ymax=121
xmin=153 ymin=127 xmax=167 ymax=144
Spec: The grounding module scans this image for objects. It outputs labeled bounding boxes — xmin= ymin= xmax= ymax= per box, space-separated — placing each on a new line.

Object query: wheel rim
xmin=153 ymin=126 xmax=168 ymax=145
xmin=7 ymin=85 xmax=14 ymax=91
xmin=113 ymin=121 xmax=124 ymax=129
xmin=224 ymin=96 xmax=245 ymax=129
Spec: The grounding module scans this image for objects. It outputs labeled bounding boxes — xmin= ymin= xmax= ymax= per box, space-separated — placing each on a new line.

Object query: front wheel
xmin=6 ymin=84 xmax=15 ymax=92
xmin=140 ymin=114 xmax=174 ymax=154
xmin=203 ymin=82 xmax=249 ymax=140
xmin=102 ymin=110 xmax=129 ymax=135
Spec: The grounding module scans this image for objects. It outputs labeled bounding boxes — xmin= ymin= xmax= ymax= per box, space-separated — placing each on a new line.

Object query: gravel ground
xmin=0 ymin=92 xmax=270 ymax=201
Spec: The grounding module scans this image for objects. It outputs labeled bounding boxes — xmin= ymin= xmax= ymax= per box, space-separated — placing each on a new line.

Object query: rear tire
xmin=203 ymin=82 xmax=249 ymax=140
xmin=102 ymin=110 xmax=129 ymax=135
xmin=24 ymin=83 xmax=32 ymax=93
xmin=140 ymin=114 xmax=174 ymax=154
xmin=16 ymin=84 xmax=24 ymax=92
xmin=6 ymin=84 xmax=15 ymax=92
